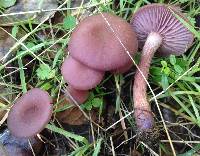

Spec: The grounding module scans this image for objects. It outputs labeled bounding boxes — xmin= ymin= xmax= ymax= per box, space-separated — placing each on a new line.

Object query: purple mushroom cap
xmin=131 ymin=4 xmax=194 ymax=56
xmin=130 ymin=4 xmax=194 ymax=139
xmin=61 ymin=56 xmax=104 ymax=90
xmin=69 ymin=13 xmax=138 ymax=71
xmin=7 ymin=88 xmax=52 ymax=138
xmin=66 ymin=86 xmax=89 ymax=104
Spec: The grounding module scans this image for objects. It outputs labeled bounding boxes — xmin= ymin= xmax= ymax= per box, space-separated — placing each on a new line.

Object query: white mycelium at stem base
xmin=133 ymin=32 xmax=162 ymax=130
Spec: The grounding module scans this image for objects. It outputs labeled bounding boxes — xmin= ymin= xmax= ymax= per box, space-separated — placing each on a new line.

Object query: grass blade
xmin=46 ymin=124 xmax=89 ymax=145
xmin=18 ymin=57 xmax=27 ymax=93
xmin=92 ymin=138 xmax=103 ymax=156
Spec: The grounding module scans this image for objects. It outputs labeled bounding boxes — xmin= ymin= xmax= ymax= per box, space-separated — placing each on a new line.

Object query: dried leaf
xmin=0 ymin=27 xmax=26 ymax=62
xmin=56 ymin=95 xmax=96 ymax=125
xmin=0 ymin=28 xmax=15 ymax=61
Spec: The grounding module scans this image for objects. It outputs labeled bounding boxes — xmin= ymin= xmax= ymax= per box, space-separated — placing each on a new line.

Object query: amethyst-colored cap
xmin=66 ymin=86 xmax=89 ymax=104
xmin=7 ymin=88 xmax=52 ymax=138
xmin=61 ymin=56 xmax=104 ymax=90
xmin=69 ymin=13 xmax=138 ymax=71
xmin=112 ymin=59 xmax=133 ymax=73
xmin=131 ymin=4 xmax=194 ymax=56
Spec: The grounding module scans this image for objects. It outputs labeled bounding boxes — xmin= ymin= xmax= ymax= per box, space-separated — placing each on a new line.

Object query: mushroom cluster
xmin=61 ymin=13 xmax=138 ymax=103
xmin=7 ymin=12 xmax=138 ymax=139
xmin=7 ymin=88 xmax=52 ymax=138
xmin=130 ymin=4 xmax=194 ymax=137
xmin=6 ymin=3 xmax=194 ymax=142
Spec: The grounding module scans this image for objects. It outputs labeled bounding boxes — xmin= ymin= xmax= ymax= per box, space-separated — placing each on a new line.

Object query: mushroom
xmin=7 ymin=88 xmax=52 ymax=138
xmin=61 ymin=56 xmax=104 ymax=90
xmin=61 ymin=13 xmax=138 ymax=103
xmin=66 ymin=85 xmax=89 ymax=104
xmin=68 ymin=13 xmax=138 ymax=72
xmin=130 ymin=4 xmax=194 ymax=134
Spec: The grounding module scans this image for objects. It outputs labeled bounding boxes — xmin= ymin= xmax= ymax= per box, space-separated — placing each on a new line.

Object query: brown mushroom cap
xmin=131 ymin=4 xmax=194 ymax=56
xmin=61 ymin=56 xmax=104 ymax=90
xmin=69 ymin=13 xmax=138 ymax=71
xmin=7 ymin=88 xmax=52 ymax=138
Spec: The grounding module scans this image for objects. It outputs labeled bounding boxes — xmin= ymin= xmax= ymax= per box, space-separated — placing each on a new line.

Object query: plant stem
xmin=133 ymin=32 xmax=162 ymax=131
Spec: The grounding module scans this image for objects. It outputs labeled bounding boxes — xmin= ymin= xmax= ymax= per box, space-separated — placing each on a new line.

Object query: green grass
xmin=0 ymin=0 xmax=200 ymax=155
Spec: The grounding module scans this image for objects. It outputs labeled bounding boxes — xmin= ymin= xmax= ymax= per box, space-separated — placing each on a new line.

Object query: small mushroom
xmin=69 ymin=13 xmax=138 ymax=71
xmin=7 ymin=88 xmax=52 ymax=138
xmin=66 ymin=85 xmax=89 ymax=104
xmin=61 ymin=56 xmax=104 ymax=90
xmin=130 ymin=4 xmax=194 ymax=135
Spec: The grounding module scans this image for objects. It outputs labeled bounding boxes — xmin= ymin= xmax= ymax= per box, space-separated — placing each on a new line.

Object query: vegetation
xmin=0 ymin=0 xmax=199 ymax=155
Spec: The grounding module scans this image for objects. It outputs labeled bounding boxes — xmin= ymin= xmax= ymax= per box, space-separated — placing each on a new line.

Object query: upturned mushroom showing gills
xmin=69 ymin=13 xmax=138 ymax=72
xmin=7 ymin=88 xmax=52 ymax=138
xmin=130 ymin=4 xmax=194 ymax=134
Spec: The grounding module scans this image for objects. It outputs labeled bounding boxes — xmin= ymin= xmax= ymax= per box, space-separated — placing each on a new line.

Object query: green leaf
xmin=170 ymin=92 xmax=196 ymax=121
xmin=169 ymin=55 xmax=176 ymax=65
xmin=53 ymin=49 xmax=63 ymax=68
xmin=40 ymin=82 xmax=52 ymax=91
xmin=161 ymin=61 xmax=168 ymax=67
xmin=82 ymin=93 xmax=103 ymax=111
xmin=179 ymin=0 xmax=189 ymax=4
xmin=161 ymin=74 xmax=169 ymax=91
xmin=12 ymin=25 xmax=19 ymax=38
xmin=163 ymin=67 xmax=171 ymax=75
xmin=85 ymin=103 xmax=93 ymax=110
xmin=22 ymin=42 xmax=36 ymax=51
xmin=187 ymin=16 xmax=196 ymax=27
xmin=92 ymin=98 xmax=103 ymax=108
xmin=179 ymin=76 xmax=196 ymax=82
xmin=69 ymin=145 xmax=89 ymax=156
xmin=174 ymin=64 xmax=183 ymax=74
xmin=36 ymin=64 xmax=56 ymax=80
xmin=63 ymin=15 xmax=76 ymax=29
xmin=176 ymin=58 xmax=188 ymax=68
xmin=46 ymin=124 xmax=88 ymax=145
xmin=18 ymin=57 xmax=27 ymax=93
xmin=150 ymin=67 xmax=162 ymax=76
xmin=188 ymin=95 xmax=200 ymax=121
xmin=0 ymin=0 xmax=16 ymax=8
xmin=92 ymin=139 xmax=103 ymax=156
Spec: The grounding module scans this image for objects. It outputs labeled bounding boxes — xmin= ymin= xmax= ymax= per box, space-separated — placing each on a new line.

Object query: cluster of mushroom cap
xmin=7 ymin=12 xmax=138 ymax=138
xmin=61 ymin=13 xmax=138 ymax=103
xmin=6 ymin=3 xmax=194 ymax=142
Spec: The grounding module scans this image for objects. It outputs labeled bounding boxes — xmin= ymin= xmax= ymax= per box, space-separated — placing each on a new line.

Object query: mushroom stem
xmin=133 ymin=32 xmax=162 ymax=131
